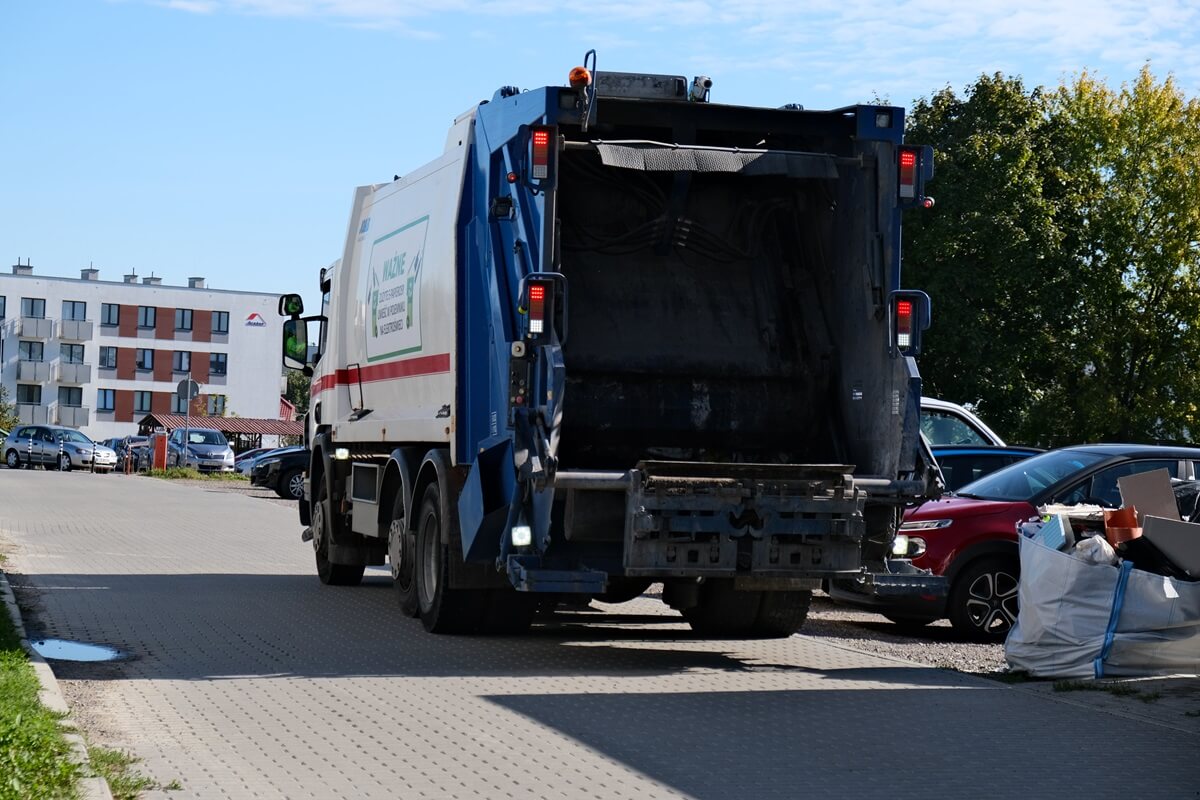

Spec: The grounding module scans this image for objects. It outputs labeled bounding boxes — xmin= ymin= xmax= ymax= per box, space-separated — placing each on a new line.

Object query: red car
xmin=881 ymin=444 xmax=1200 ymax=642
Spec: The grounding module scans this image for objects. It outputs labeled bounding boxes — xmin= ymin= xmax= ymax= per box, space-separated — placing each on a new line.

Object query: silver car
xmin=167 ymin=428 xmax=235 ymax=472
xmin=3 ymin=425 xmax=118 ymax=472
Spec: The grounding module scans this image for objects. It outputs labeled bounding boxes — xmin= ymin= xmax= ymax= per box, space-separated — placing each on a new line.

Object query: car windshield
xmin=956 ymin=449 xmax=1107 ymax=501
xmin=54 ymin=430 xmax=92 ymax=445
xmin=185 ymin=430 xmax=227 ymax=446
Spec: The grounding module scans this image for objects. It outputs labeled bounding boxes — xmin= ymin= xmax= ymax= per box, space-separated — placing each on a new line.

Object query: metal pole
xmin=184 ymin=371 xmax=191 ymax=469
xmin=59 ymin=437 xmax=64 ymax=471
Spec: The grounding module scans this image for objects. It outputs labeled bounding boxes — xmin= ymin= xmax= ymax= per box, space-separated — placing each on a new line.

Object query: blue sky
xmin=3 ymin=0 xmax=1198 ymax=310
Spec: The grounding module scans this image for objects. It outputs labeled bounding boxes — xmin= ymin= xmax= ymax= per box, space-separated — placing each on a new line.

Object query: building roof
xmin=136 ymin=413 xmax=303 ymax=437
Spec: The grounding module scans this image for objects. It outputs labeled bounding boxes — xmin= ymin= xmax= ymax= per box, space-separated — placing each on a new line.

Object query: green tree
xmin=0 ymin=385 xmax=17 ymax=432
xmin=285 ymin=370 xmax=310 ymax=417
xmin=1052 ymin=67 xmax=1200 ymax=443
xmin=904 ymin=73 xmax=1075 ymax=444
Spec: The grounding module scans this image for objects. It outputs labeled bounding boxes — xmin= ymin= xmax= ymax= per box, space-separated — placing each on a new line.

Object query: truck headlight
xmin=511 ymin=525 xmax=532 ymax=547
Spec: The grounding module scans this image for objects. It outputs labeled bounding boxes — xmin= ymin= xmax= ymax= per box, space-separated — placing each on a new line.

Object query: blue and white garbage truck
xmin=279 ymin=61 xmax=944 ymax=635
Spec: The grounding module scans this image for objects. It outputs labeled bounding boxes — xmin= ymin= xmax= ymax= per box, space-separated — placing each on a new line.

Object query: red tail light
xmin=895 ymin=299 xmax=914 ymax=348
xmin=531 ymin=126 xmax=552 ymax=179
xmin=899 ymin=146 xmax=918 ymax=199
xmin=527 ymin=281 xmax=549 ymax=336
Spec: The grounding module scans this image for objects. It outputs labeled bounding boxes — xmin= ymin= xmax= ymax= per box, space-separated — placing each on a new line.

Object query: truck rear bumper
xmin=828 ymin=559 xmax=948 ymax=609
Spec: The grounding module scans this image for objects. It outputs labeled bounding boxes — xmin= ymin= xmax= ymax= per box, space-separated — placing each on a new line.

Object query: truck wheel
xmin=387 ymin=492 xmax=419 ymax=618
xmin=947 ymin=556 xmax=1019 ymax=643
xmin=313 ymin=480 xmax=365 ymax=587
xmin=415 ymin=483 xmax=485 ymax=634
xmin=682 ymin=580 xmax=810 ymax=638
xmin=596 ymin=577 xmax=653 ymax=605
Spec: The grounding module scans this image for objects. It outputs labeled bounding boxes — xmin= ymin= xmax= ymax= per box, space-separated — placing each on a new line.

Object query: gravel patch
xmin=805 ymin=595 xmax=1008 ymax=676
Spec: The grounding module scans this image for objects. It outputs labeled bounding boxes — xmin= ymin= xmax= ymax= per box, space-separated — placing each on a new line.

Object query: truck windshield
xmin=956 ymin=449 xmax=1106 ymax=501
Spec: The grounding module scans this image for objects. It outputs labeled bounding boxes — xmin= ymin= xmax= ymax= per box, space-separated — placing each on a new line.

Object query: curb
xmin=0 ymin=569 xmax=114 ymax=800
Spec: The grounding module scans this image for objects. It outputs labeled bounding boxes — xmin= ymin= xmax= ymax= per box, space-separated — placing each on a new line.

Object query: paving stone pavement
xmin=1 ymin=469 xmax=1197 ymax=800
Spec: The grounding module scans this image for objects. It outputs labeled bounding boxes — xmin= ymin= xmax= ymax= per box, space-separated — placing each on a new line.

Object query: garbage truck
xmin=278 ymin=59 xmax=945 ymax=636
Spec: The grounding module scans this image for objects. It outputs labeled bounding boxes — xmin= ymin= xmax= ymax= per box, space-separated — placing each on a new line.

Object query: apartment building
xmin=0 ymin=263 xmax=285 ymax=440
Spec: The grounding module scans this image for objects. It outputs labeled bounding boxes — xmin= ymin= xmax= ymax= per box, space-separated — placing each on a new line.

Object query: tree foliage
xmin=0 ymin=386 xmax=17 ymax=433
xmin=906 ymin=67 xmax=1200 ymax=446
xmin=285 ymin=370 xmax=310 ymax=417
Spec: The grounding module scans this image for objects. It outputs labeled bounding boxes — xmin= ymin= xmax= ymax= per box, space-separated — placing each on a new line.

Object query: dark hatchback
xmin=930 ymin=444 xmax=1043 ymax=492
xmin=251 ymin=448 xmax=309 ymax=499
xmin=857 ymin=444 xmax=1200 ymax=642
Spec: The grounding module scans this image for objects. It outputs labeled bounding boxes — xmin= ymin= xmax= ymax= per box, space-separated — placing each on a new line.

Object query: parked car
xmin=251 ymin=448 xmax=308 ymax=499
xmin=872 ymin=444 xmax=1200 ymax=642
xmin=929 ymin=444 xmax=1043 ymax=492
xmin=167 ymin=428 xmax=235 ymax=472
xmin=920 ymin=397 xmax=1005 ymax=446
xmin=237 ymin=445 xmax=303 ymax=476
xmin=3 ymin=425 xmax=118 ymax=472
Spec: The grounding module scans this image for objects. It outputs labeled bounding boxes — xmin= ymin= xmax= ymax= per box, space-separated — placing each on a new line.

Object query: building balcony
xmin=16 ymin=404 xmax=49 ymax=425
xmin=19 ymin=316 xmax=53 ymax=338
xmin=59 ymin=319 xmax=94 ymax=341
xmin=18 ymin=360 xmax=51 ymax=382
xmin=58 ymin=362 xmax=92 ymax=384
xmin=55 ymin=405 xmax=90 ymax=428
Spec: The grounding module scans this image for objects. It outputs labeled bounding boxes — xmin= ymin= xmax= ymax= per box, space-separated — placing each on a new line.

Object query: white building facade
xmin=0 ymin=264 xmax=285 ymax=440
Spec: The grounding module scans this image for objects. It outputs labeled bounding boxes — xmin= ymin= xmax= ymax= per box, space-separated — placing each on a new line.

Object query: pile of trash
xmin=1006 ymin=469 xmax=1200 ymax=678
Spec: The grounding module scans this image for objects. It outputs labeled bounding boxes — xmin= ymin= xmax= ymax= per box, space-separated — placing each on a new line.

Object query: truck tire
xmin=415 ymin=483 xmax=485 ymax=634
xmin=947 ymin=556 xmax=1019 ymax=643
xmin=682 ymin=579 xmax=810 ymax=638
xmin=387 ymin=492 xmax=419 ymax=618
xmin=313 ymin=481 xmax=365 ymax=587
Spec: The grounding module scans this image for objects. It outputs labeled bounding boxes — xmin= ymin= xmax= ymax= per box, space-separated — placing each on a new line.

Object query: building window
xmin=209 ymin=352 xmax=227 ymax=375
xmin=62 ymin=300 xmax=87 ymax=321
xmin=207 ymin=394 xmax=226 ymax=416
xmin=175 ymin=308 xmax=193 ymax=331
xmin=172 ymin=351 xmax=191 ymax=373
xmin=16 ymin=385 xmax=41 ymax=405
xmin=101 ymin=303 xmax=119 ymax=326
xmin=138 ymin=306 xmax=156 ymax=328
xmin=97 ymin=389 xmax=115 ymax=412
xmin=21 ymin=298 xmax=45 ymax=319
xmin=171 ymin=394 xmax=189 ymax=413
xmin=58 ymin=386 xmax=83 ymax=407
xmin=98 ymin=346 xmax=117 ymax=369
xmin=61 ymin=343 xmax=84 ymax=364
xmin=136 ymin=349 xmax=154 ymax=371
xmin=18 ymin=340 xmax=44 ymax=362
xmin=212 ymin=311 xmax=229 ymax=335
xmin=0 ymin=296 xmax=6 ymax=320
xmin=133 ymin=391 xmax=152 ymax=413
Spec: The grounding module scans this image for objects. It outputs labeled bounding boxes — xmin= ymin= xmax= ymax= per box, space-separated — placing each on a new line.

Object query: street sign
xmin=177 ymin=379 xmax=201 ymax=400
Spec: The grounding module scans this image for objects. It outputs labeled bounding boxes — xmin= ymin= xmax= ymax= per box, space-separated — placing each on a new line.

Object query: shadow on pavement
xmin=11 ymin=571 xmax=970 ymax=687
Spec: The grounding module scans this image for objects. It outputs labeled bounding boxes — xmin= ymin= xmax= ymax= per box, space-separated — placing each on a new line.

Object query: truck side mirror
xmin=282 ymin=319 xmax=309 ymax=372
xmin=279 ymin=294 xmax=305 ymax=318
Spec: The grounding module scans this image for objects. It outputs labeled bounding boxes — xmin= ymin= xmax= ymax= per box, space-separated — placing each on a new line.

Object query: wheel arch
xmin=378 ymin=447 xmax=423 ymax=535
xmin=944 ymin=540 xmax=1019 ymax=588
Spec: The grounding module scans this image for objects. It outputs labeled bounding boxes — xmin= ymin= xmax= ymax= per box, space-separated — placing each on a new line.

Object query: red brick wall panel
xmin=115 ymin=390 xmax=134 ymax=423
xmin=117 ymin=347 xmax=136 ymax=380
xmin=193 ymin=310 xmax=212 ymax=343
xmin=151 ymin=391 xmax=170 ymax=415
xmin=154 ymin=352 xmax=172 ymax=382
xmin=157 ymin=306 xmax=174 ymax=340
xmin=192 ymin=352 xmax=210 ymax=383
xmin=119 ymin=305 xmax=137 ymax=338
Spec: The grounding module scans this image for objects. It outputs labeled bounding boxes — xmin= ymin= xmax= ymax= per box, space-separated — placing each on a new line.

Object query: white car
xmin=920 ymin=397 xmax=1005 ymax=447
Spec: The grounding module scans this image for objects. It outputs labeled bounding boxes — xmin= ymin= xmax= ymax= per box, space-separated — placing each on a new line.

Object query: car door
xmin=1052 ymin=459 xmax=1182 ymax=508
xmin=33 ymin=427 xmax=55 ymax=464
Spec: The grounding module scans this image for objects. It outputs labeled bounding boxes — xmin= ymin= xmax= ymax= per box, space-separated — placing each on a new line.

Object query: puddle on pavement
xmin=30 ymin=639 xmax=124 ymax=662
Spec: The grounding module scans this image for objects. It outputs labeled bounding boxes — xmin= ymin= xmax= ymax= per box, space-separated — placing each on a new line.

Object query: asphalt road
xmin=1 ymin=469 xmax=1197 ymax=799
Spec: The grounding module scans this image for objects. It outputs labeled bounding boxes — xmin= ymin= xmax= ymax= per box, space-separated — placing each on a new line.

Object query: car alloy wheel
xmin=948 ymin=556 xmax=1020 ymax=642
xmin=288 ymin=471 xmax=305 ymax=499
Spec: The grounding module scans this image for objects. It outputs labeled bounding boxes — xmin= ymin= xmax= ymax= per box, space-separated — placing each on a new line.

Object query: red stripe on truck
xmin=311 ymin=353 xmax=451 ymax=396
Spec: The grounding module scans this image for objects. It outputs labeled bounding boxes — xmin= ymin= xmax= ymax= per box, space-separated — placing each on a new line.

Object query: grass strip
xmin=0 ymin=594 xmax=80 ymax=800
xmin=87 ymin=746 xmax=180 ymax=799
xmin=145 ymin=467 xmax=248 ymax=482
